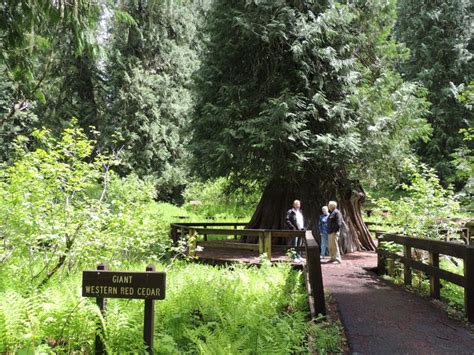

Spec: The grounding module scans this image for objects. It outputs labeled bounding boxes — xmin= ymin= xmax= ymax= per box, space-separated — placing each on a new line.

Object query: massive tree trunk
xmin=244 ymin=176 xmax=376 ymax=253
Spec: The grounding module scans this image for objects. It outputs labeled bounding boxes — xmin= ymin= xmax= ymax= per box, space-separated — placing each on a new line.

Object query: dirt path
xmin=321 ymin=252 xmax=474 ymax=354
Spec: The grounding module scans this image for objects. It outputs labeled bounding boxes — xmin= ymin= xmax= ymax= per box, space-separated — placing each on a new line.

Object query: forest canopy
xmin=0 ymin=0 xmax=472 ymax=210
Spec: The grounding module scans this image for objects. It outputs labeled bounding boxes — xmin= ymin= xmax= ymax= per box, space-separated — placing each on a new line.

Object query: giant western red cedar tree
xmin=191 ymin=0 xmax=430 ymax=252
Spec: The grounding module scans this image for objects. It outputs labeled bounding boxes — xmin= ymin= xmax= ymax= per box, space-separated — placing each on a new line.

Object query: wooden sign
xmin=82 ymin=264 xmax=164 ymax=354
xmin=82 ymin=269 xmax=166 ymax=300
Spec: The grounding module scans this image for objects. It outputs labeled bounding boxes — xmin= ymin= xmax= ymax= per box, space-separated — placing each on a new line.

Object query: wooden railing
xmin=170 ymin=222 xmax=307 ymax=259
xmin=170 ymin=222 xmax=248 ymax=243
xmin=170 ymin=223 xmax=326 ymax=318
xmin=377 ymin=233 xmax=474 ymax=322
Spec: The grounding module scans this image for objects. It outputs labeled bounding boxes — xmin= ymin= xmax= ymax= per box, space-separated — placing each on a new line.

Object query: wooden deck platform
xmin=194 ymin=240 xmax=306 ymax=268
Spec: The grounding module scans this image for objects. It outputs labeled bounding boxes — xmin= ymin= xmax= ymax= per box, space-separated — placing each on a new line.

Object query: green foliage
xmin=309 ymin=316 xmax=346 ymax=354
xmin=439 ymin=258 xmax=464 ymax=311
xmin=182 ymin=178 xmax=260 ymax=219
xmin=0 ymin=123 xmax=111 ymax=287
xmin=0 ymin=64 xmax=38 ymax=162
xmin=191 ymin=0 xmax=429 ymax=189
xmin=0 ymin=0 xmax=101 ymax=135
xmin=450 ymin=128 xmax=474 ymax=207
xmin=0 ymin=262 xmax=345 ymax=354
xmin=456 ymin=80 xmax=474 ymax=109
xmin=1 ymin=1 xmax=205 ymax=201
xmin=102 ymin=0 xmax=204 ymax=200
xmin=374 ymin=159 xmax=460 ymax=238
xmin=0 ymin=123 xmax=172 ymax=288
xmin=103 ymin=174 xmax=173 ymax=268
xmin=379 ymin=241 xmax=403 ymax=254
xmin=395 ymin=0 xmax=473 ymax=186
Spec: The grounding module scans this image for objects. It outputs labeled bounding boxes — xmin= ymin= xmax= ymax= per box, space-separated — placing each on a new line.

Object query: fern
xmin=0 ymin=262 xmax=345 ymax=353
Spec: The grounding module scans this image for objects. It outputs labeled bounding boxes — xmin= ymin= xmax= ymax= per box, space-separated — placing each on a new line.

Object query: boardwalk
xmin=322 ymin=252 xmax=474 ymax=354
xmin=195 ymin=242 xmax=305 ymax=268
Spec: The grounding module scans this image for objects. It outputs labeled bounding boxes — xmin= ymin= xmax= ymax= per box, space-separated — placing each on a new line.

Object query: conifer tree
xmin=103 ymin=0 xmax=204 ymax=199
xmin=191 ymin=0 xmax=430 ymax=251
xmin=0 ymin=0 xmax=101 ymax=158
xmin=395 ymin=0 xmax=473 ymax=186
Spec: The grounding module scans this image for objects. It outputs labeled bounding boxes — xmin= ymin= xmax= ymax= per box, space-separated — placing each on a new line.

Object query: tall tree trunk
xmin=244 ymin=176 xmax=376 ymax=253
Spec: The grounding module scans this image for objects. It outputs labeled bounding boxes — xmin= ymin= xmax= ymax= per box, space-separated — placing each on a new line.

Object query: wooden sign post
xmin=82 ymin=264 xmax=166 ymax=354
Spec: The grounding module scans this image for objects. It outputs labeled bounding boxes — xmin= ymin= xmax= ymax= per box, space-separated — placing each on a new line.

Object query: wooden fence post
xmin=404 ymin=245 xmax=412 ymax=286
xmin=429 ymin=252 xmax=440 ymax=299
xmin=258 ymin=232 xmax=265 ymax=255
xmin=144 ymin=265 xmax=155 ymax=354
xmin=465 ymin=246 xmax=474 ymax=323
xmin=305 ymin=232 xmax=326 ymax=316
xmin=170 ymin=224 xmax=178 ymax=246
xmin=188 ymin=228 xmax=197 ymax=257
xmin=234 ymin=224 xmax=238 ymax=240
xmin=376 ymin=236 xmax=385 ymax=275
xmin=466 ymin=221 xmax=474 ymax=245
xmin=203 ymin=224 xmax=208 ymax=242
xmin=264 ymin=231 xmax=272 ymax=260
xmin=95 ymin=263 xmax=107 ymax=355
xmin=386 ymin=258 xmax=395 ymax=277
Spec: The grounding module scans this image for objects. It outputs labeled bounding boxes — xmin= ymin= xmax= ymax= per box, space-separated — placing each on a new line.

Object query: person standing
xmin=318 ymin=206 xmax=329 ymax=257
xmin=327 ymin=201 xmax=342 ymax=263
xmin=286 ymin=200 xmax=305 ymax=258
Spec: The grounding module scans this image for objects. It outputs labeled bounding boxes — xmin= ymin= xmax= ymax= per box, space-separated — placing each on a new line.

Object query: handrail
xmin=170 ymin=222 xmax=306 ymax=245
xmin=169 ymin=222 xmax=326 ymax=318
xmin=172 ymin=223 xmax=306 ymax=235
xmin=381 ymin=233 xmax=467 ymax=258
xmin=171 ymin=222 xmax=248 ymax=227
xmin=377 ymin=233 xmax=474 ymax=323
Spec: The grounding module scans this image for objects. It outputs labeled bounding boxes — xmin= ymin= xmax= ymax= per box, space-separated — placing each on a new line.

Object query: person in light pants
xmin=327 ymin=201 xmax=342 ymax=263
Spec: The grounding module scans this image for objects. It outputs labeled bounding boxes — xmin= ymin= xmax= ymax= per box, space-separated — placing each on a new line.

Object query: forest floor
xmin=322 ymin=252 xmax=474 ymax=354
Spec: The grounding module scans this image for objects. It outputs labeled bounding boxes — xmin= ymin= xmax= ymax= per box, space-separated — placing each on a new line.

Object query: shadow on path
xmin=322 ymin=252 xmax=474 ymax=354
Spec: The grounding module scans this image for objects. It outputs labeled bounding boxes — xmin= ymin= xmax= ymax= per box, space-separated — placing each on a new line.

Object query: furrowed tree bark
xmin=244 ymin=176 xmax=376 ymax=253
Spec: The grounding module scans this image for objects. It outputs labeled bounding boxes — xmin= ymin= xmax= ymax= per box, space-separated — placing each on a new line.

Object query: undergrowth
xmin=0 ymin=262 xmax=345 ymax=354
xmin=380 ymin=256 xmax=465 ymax=315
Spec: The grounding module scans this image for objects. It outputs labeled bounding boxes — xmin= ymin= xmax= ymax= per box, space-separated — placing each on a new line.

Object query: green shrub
xmin=0 ymin=124 xmax=174 ymax=288
xmin=374 ymin=159 xmax=461 ymax=238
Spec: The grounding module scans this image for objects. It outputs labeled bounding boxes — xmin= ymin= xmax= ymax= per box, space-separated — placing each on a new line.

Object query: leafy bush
xmin=0 ymin=125 xmax=112 ymax=288
xmin=103 ymin=175 xmax=173 ymax=268
xmin=373 ymin=159 xmax=461 ymax=238
xmin=451 ymin=127 xmax=474 ymax=207
xmin=0 ymin=124 xmax=174 ymax=288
